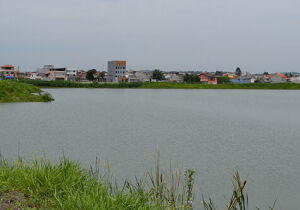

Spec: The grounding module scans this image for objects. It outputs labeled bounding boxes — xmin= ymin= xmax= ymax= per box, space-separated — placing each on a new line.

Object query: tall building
xmin=107 ymin=61 xmax=127 ymax=82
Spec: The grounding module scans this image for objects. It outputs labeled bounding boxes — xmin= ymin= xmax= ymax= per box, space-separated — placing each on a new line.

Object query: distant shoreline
xmin=19 ymin=79 xmax=300 ymax=90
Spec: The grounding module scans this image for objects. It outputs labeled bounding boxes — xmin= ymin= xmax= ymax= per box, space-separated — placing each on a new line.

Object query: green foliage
xmin=15 ymin=79 xmax=300 ymax=90
xmin=235 ymin=67 xmax=242 ymax=76
xmin=215 ymin=71 xmax=224 ymax=76
xmin=98 ymin=71 xmax=106 ymax=82
xmin=184 ymin=169 xmax=195 ymax=207
xmin=41 ymin=92 xmax=54 ymax=102
xmin=0 ymin=157 xmax=153 ymax=209
xmin=0 ymin=80 xmax=54 ymax=103
xmin=0 ymin=155 xmax=276 ymax=209
xmin=20 ymin=79 xmax=143 ymax=88
xmin=86 ymin=69 xmax=97 ymax=81
xmin=217 ymin=77 xmax=231 ymax=84
xmin=140 ymin=82 xmax=300 ymax=89
xmin=184 ymin=74 xmax=200 ymax=83
xmin=263 ymin=72 xmax=269 ymax=75
xmin=152 ymin=69 xmax=164 ymax=81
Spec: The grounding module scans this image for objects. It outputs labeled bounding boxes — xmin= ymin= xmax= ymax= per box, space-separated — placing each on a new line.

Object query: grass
xmin=20 ymin=79 xmax=144 ymax=88
xmin=0 ymin=80 xmax=54 ymax=102
xmin=0 ymin=151 xmax=276 ymax=209
xmin=20 ymin=79 xmax=300 ymax=90
xmin=140 ymin=82 xmax=300 ymax=89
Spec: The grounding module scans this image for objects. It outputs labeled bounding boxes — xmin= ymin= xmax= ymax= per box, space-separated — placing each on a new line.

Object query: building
xmin=46 ymin=67 xmax=67 ymax=80
xmin=0 ymin=65 xmax=18 ymax=79
xmin=30 ymin=72 xmax=43 ymax=80
xmin=66 ymin=69 xmax=78 ymax=81
xmin=107 ymin=61 xmax=127 ymax=82
xmin=128 ymin=70 xmax=151 ymax=83
xmin=230 ymin=76 xmax=253 ymax=84
xmin=169 ymin=73 xmax=184 ymax=83
xmin=199 ymin=72 xmax=217 ymax=84
xmin=269 ymin=73 xmax=289 ymax=83
xmin=290 ymin=76 xmax=300 ymax=83
xmin=37 ymin=65 xmax=54 ymax=74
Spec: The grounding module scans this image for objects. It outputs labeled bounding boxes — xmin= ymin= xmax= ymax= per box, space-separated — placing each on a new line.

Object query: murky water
xmin=1 ymin=88 xmax=300 ymax=209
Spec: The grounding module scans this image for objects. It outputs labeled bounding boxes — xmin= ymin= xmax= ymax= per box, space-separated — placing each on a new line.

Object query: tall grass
xmin=0 ymin=153 xmax=276 ymax=209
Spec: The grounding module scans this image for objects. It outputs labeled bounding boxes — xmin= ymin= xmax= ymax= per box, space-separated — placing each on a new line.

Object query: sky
xmin=0 ymin=0 xmax=300 ymax=72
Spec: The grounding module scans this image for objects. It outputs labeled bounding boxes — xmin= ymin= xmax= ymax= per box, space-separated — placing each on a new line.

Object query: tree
xmin=215 ymin=71 xmax=224 ymax=77
xmin=97 ymin=71 xmax=106 ymax=82
xmin=152 ymin=69 xmax=164 ymax=81
xmin=86 ymin=69 xmax=97 ymax=81
xmin=217 ymin=77 xmax=230 ymax=84
xmin=235 ymin=67 xmax=242 ymax=76
xmin=263 ymin=72 xmax=269 ymax=76
xmin=184 ymin=74 xmax=200 ymax=83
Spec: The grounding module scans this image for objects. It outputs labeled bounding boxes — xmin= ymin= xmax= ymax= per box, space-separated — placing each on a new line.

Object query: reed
xmin=0 ymin=153 xmax=276 ymax=209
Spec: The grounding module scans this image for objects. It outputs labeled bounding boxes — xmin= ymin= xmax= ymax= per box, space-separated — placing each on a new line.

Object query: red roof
xmin=276 ymin=73 xmax=289 ymax=80
xmin=2 ymin=64 xmax=14 ymax=68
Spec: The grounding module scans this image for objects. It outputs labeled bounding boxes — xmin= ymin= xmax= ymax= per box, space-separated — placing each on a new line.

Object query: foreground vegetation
xmin=20 ymin=79 xmax=300 ymax=90
xmin=0 ymin=153 xmax=276 ymax=209
xmin=0 ymin=80 xmax=54 ymax=102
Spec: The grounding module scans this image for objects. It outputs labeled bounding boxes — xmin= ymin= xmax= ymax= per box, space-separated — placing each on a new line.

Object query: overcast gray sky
xmin=1 ymin=0 xmax=299 ymax=72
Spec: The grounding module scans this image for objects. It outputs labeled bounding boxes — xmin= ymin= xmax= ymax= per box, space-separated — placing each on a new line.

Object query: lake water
xmin=0 ymin=88 xmax=300 ymax=209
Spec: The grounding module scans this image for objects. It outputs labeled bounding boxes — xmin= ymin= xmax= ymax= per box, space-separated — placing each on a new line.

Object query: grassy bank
xmin=20 ymin=79 xmax=143 ymax=88
xmin=141 ymin=82 xmax=300 ymax=89
xmin=20 ymin=79 xmax=300 ymax=90
xmin=0 ymin=80 xmax=54 ymax=102
xmin=0 ymin=154 xmax=275 ymax=209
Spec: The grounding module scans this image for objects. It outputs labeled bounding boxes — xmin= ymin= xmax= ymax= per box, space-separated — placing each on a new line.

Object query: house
xmin=222 ymin=73 xmax=235 ymax=79
xmin=198 ymin=72 xmax=218 ymax=84
xmin=30 ymin=72 xmax=43 ymax=80
xmin=128 ymin=71 xmax=140 ymax=83
xmin=46 ymin=67 xmax=67 ymax=81
xmin=78 ymin=71 xmax=88 ymax=82
xmin=230 ymin=76 xmax=253 ymax=84
xmin=37 ymin=65 xmax=54 ymax=74
xmin=66 ymin=69 xmax=78 ymax=81
xmin=269 ymin=73 xmax=289 ymax=83
xmin=290 ymin=76 xmax=300 ymax=83
xmin=0 ymin=65 xmax=18 ymax=79
xmin=167 ymin=72 xmax=184 ymax=83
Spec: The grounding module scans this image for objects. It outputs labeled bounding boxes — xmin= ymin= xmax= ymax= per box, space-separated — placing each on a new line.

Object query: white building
xmin=30 ymin=72 xmax=43 ymax=80
xmin=107 ymin=61 xmax=127 ymax=82
xmin=290 ymin=76 xmax=300 ymax=83
xmin=66 ymin=69 xmax=78 ymax=81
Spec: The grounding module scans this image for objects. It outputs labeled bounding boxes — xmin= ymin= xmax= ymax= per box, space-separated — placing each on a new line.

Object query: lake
xmin=0 ymin=88 xmax=300 ymax=209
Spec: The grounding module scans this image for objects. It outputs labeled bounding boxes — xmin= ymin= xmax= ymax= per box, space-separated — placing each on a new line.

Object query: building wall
xmin=37 ymin=65 xmax=54 ymax=74
xmin=66 ymin=69 xmax=78 ymax=81
xmin=269 ymin=75 xmax=287 ymax=83
xmin=107 ymin=61 xmax=127 ymax=82
xmin=290 ymin=76 xmax=300 ymax=83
